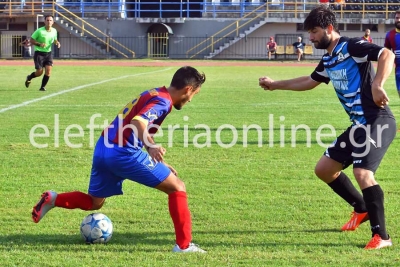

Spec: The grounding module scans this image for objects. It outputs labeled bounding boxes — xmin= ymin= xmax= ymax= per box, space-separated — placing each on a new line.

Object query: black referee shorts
xmin=33 ymin=51 xmax=53 ymax=70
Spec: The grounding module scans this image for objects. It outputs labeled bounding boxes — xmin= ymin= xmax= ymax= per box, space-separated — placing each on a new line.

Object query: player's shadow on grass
xmin=0 ymin=90 xmax=29 ymax=92
xmin=0 ymin=231 xmax=174 ymax=251
xmin=302 ymin=228 xmax=341 ymax=233
xmin=0 ymin=228 xmax=360 ymax=251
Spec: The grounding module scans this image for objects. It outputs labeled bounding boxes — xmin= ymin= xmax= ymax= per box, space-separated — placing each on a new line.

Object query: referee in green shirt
xmin=25 ymin=15 xmax=61 ymax=91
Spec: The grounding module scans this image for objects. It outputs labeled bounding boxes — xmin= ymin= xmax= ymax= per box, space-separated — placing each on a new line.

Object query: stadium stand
xmin=304 ymin=45 xmax=313 ymax=55
xmin=275 ymin=45 xmax=285 ymax=56
xmin=285 ymin=45 xmax=294 ymax=55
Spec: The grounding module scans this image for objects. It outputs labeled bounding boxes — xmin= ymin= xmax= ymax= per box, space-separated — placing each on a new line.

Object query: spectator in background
xmin=20 ymin=37 xmax=32 ymax=58
xmin=266 ymin=36 xmax=277 ymax=60
xmin=293 ymin=36 xmax=305 ymax=61
xmin=319 ymin=0 xmax=329 ymax=6
xmin=384 ymin=9 xmax=400 ymax=98
xmin=362 ymin=29 xmax=373 ymax=43
xmin=334 ymin=0 xmax=345 ymax=10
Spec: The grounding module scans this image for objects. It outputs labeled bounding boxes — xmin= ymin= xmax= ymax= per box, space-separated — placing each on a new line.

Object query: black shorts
xmin=324 ymin=116 xmax=396 ymax=173
xmin=33 ymin=51 xmax=53 ymax=70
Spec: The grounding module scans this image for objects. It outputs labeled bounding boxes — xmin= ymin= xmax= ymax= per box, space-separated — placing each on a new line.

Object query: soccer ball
xmin=80 ymin=213 xmax=113 ymax=244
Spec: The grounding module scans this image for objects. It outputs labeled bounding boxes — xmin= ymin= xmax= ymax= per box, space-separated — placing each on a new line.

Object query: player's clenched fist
xmin=259 ymin=76 xmax=275 ymax=91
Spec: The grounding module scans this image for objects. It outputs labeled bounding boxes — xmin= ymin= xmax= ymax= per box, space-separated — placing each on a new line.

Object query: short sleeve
xmin=347 ymin=38 xmax=383 ymax=62
xmin=310 ymin=59 xmax=330 ymax=84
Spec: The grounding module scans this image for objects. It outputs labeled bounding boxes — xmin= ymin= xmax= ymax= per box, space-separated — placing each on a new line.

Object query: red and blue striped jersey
xmin=361 ymin=35 xmax=372 ymax=43
xmin=384 ymin=29 xmax=400 ymax=68
xmin=102 ymin=86 xmax=172 ymax=148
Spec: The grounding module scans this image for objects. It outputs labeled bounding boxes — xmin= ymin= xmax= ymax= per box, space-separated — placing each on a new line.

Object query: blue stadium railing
xmin=1 ymin=0 xmax=399 ymax=19
xmin=57 ymin=0 xmax=400 ymax=19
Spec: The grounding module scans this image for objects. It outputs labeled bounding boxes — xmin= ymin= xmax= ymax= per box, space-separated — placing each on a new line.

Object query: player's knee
xmin=92 ymin=203 xmax=103 ymax=210
xmin=175 ymin=179 xmax=186 ymax=192
xmin=169 ymin=178 xmax=186 ymax=192
xmin=91 ymin=198 xmax=106 ymax=210
xmin=157 ymin=177 xmax=186 ymax=194
xmin=353 ymin=168 xmax=375 ymax=184
xmin=314 ymin=163 xmax=332 ymax=180
xmin=314 ymin=165 xmax=324 ymax=179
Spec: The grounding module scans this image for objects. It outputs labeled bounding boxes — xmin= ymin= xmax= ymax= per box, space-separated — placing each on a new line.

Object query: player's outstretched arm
xmin=259 ymin=75 xmax=320 ymax=91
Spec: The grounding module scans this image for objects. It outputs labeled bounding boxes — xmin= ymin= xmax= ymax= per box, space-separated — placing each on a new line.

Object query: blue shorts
xmin=396 ymin=68 xmax=400 ymax=92
xmin=88 ymin=136 xmax=171 ymax=198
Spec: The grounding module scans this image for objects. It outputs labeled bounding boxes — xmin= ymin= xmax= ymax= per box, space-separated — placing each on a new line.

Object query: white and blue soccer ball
xmin=80 ymin=213 xmax=113 ymax=244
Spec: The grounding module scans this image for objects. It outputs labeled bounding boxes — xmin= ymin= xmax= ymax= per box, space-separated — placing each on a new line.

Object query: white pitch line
xmin=0 ymin=67 xmax=172 ymax=114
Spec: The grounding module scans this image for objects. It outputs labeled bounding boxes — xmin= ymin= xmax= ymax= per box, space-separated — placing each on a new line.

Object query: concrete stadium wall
xmin=82 ymin=18 xmax=393 ymax=59
xmin=3 ymin=16 xmax=395 ymax=59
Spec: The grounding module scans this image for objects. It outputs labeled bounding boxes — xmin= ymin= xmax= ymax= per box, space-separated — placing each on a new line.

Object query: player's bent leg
xmin=155 ymin=173 xmax=186 ymax=194
xmin=353 ymin=168 xmax=377 ymax=190
xmin=315 ymin=156 xmax=369 ymax=231
xmin=32 ymin=191 xmax=102 ymax=223
xmin=90 ymin=195 xmax=106 ymax=210
xmin=55 ymin=191 xmax=97 ymax=210
xmin=35 ymin=69 xmax=44 ymax=77
xmin=45 ymin=65 xmax=52 ymax=76
xmin=314 ymin=155 xmax=343 ymax=183
xmin=155 ymin=174 xmax=206 ymax=253
xmin=25 ymin=75 xmax=32 ymax=88
xmin=339 ymin=172 xmax=369 ymax=231
xmin=341 ymin=211 xmax=369 ymax=231
xmin=32 ymin=190 xmax=58 ymax=223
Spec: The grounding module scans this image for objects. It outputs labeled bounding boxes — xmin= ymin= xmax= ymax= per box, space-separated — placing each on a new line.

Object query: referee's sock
xmin=41 ymin=74 xmax=50 ymax=88
xmin=28 ymin=72 xmax=36 ymax=80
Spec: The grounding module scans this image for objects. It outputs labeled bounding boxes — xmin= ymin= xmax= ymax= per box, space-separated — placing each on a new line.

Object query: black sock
xmin=41 ymin=75 xmax=50 ymax=88
xmin=327 ymin=172 xmax=367 ymax=213
xmin=362 ymin=185 xmax=388 ymax=239
xmin=28 ymin=72 xmax=36 ymax=80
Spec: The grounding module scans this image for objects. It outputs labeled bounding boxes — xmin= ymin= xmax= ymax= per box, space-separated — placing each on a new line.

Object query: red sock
xmin=168 ymin=191 xmax=192 ymax=249
xmin=55 ymin=191 xmax=93 ymax=210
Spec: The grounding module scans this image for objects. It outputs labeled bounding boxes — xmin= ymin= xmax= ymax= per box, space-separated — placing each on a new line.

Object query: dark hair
xmin=303 ymin=5 xmax=339 ymax=32
xmin=170 ymin=66 xmax=206 ymax=90
xmin=396 ymin=9 xmax=400 ymax=15
xmin=44 ymin=15 xmax=54 ymax=20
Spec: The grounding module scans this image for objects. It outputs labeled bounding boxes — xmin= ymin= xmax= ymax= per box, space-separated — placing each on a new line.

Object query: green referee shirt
xmin=31 ymin=27 xmax=58 ymax=53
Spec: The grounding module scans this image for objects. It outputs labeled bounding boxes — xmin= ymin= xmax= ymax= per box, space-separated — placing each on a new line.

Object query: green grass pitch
xmin=0 ymin=61 xmax=400 ymax=266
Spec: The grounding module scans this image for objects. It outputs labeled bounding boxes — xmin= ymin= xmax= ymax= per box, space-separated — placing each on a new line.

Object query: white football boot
xmin=172 ymin=243 xmax=206 ymax=253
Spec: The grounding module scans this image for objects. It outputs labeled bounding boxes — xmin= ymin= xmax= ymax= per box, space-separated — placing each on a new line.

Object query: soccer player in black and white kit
xmin=259 ymin=5 xmax=396 ymax=250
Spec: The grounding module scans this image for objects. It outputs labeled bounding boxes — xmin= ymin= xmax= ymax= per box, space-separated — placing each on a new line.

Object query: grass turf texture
xmin=1 ymin=62 xmax=400 ymax=266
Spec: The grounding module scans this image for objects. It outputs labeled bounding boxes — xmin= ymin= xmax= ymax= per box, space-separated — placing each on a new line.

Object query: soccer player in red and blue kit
xmin=384 ymin=9 xmax=400 ymax=98
xmin=32 ymin=66 xmax=207 ymax=253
